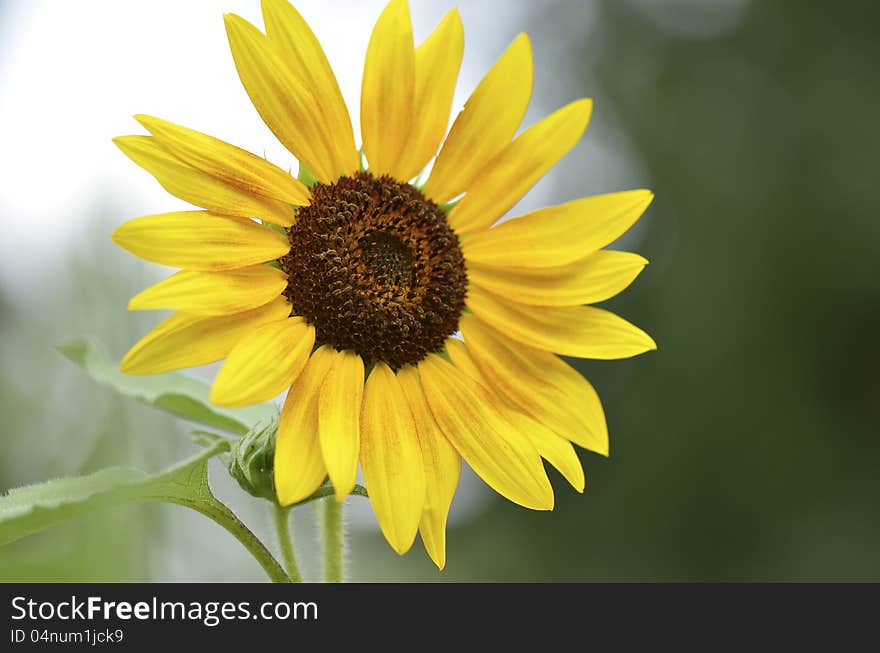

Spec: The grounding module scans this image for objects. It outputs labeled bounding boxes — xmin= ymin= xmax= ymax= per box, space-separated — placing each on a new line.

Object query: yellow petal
xmin=398 ymin=365 xmax=460 ymax=569
xmin=128 ymin=265 xmax=288 ymax=315
xmin=394 ymin=9 xmax=464 ymax=181
xmin=443 ymin=338 xmax=482 ymax=380
xmin=210 ymin=317 xmax=315 ymax=407
xmin=466 ymin=285 xmax=656 ymax=360
xmin=112 ymin=211 xmax=290 ymax=271
xmin=445 ymin=338 xmax=583 ymax=491
xmin=114 ymin=136 xmax=295 ymax=226
xmin=261 ymin=0 xmax=358 ymax=177
xmin=275 ymin=351 xmax=334 ymax=506
xmin=461 ymin=190 xmax=654 ymax=268
xmin=418 ymin=354 xmax=554 ymax=511
xmin=460 ymin=313 xmax=608 ymax=454
xmin=360 ymin=362 xmax=425 ymax=555
xmin=120 ymin=296 xmax=291 ymax=375
xmin=360 ymin=0 xmax=415 ymax=178
xmin=504 ymin=410 xmax=584 ymax=493
xmin=424 ymin=33 xmax=533 ymax=204
xmin=467 ymin=251 xmax=648 ymax=307
xmin=449 ymin=99 xmax=593 ymax=235
xmin=225 ymin=13 xmax=339 ymax=183
xmin=135 ymin=114 xmax=311 ymax=206
xmin=317 ymin=348 xmax=364 ymax=501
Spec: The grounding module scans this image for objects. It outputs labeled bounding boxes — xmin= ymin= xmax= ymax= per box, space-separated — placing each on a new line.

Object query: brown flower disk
xmin=281 ymin=172 xmax=467 ymax=369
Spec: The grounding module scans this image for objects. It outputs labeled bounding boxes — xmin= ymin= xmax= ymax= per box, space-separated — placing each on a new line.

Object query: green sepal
xmin=297 ymin=163 xmax=319 ymax=188
xmin=302 ymin=481 xmax=369 ymax=504
xmin=199 ymin=416 xmax=370 ymax=507
xmin=226 ymin=415 xmax=280 ymax=502
xmin=262 ymin=222 xmax=289 ymax=238
xmin=439 ymin=197 xmax=461 ymax=214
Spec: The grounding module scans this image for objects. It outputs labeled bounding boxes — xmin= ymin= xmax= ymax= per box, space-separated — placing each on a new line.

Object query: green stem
xmin=168 ymin=498 xmax=291 ymax=584
xmin=118 ymin=439 xmax=291 ymax=584
xmin=323 ymin=498 xmax=344 ymax=583
xmin=271 ymin=504 xmax=303 ymax=583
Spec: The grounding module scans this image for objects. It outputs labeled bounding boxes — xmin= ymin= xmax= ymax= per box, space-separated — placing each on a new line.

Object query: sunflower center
xmin=280 ymin=171 xmax=467 ymax=369
xmin=359 ymin=231 xmax=413 ymax=286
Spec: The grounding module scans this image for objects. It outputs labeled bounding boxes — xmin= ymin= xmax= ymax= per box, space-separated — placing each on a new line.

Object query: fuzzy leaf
xmin=0 ymin=440 xmax=228 ymax=546
xmin=57 ymin=338 xmax=275 ymax=435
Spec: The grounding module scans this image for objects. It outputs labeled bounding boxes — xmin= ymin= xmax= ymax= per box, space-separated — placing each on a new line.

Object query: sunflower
xmin=112 ymin=0 xmax=655 ymax=569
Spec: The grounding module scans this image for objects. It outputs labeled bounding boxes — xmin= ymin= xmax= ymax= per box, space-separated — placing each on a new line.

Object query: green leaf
xmin=57 ymin=338 xmax=275 ymax=435
xmin=189 ymin=429 xmax=233 ymax=452
xmin=0 ymin=467 xmax=149 ymax=547
xmin=0 ymin=440 xmax=223 ymax=547
xmin=0 ymin=440 xmax=291 ymax=582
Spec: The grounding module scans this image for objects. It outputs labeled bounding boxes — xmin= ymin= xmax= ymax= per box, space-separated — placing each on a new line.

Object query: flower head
xmin=112 ymin=0 xmax=655 ymax=569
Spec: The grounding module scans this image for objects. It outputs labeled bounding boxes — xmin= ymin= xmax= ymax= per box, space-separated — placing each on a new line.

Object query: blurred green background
xmin=1 ymin=0 xmax=878 ymax=581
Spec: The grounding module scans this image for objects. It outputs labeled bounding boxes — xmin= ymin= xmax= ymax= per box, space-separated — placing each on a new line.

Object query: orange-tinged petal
xmin=461 ymin=190 xmax=654 ymax=268
xmin=261 ymin=0 xmax=358 ymax=176
xmin=275 ymin=350 xmax=334 ymax=506
xmin=120 ymin=296 xmax=291 ymax=375
xmin=467 ymin=250 xmax=648 ymax=306
xmin=128 ymin=265 xmax=288 ymax=315
xmin=360 ymin=0 xmax=415 ymax=178
xmin=398 ymin=365 xmax=460 ymax=569
xmin=135 ymin=114 xmax=311 ymax=206
xmin=448 ymin=99 xmax=593 ymax=235
xmin=360 ymin=362 xmax=425 ymax=555
xmin=425 ymin=33 xmax=533 ymax=203
xmin=225 ymin=13 xmax=339 ymax=183
xmin=418 ymin=354 xmax=554 ymax=511
xmin=466 ymin=284 xmax=656 ymax=360
xmin=115 ymin=136 xmax=295 ymax=226
xmin=395 ymin=9 xmax=464 ymax=181
xmin=317 ymin=348 xmax=364 ymax=501
xmin=210 ymin=317 xmax=315 ymax=407
xmin=111 ymin=211 xmax=289 ymax=272
xmin=460 ymin=313 xmax=608 ymax=455
xmin=446 ymin=338 xmax=584 ymax=491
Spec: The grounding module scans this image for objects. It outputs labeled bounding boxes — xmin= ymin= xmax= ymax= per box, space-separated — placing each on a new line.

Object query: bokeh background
xmin=1 ymin=0 xmax=878 ymax=581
